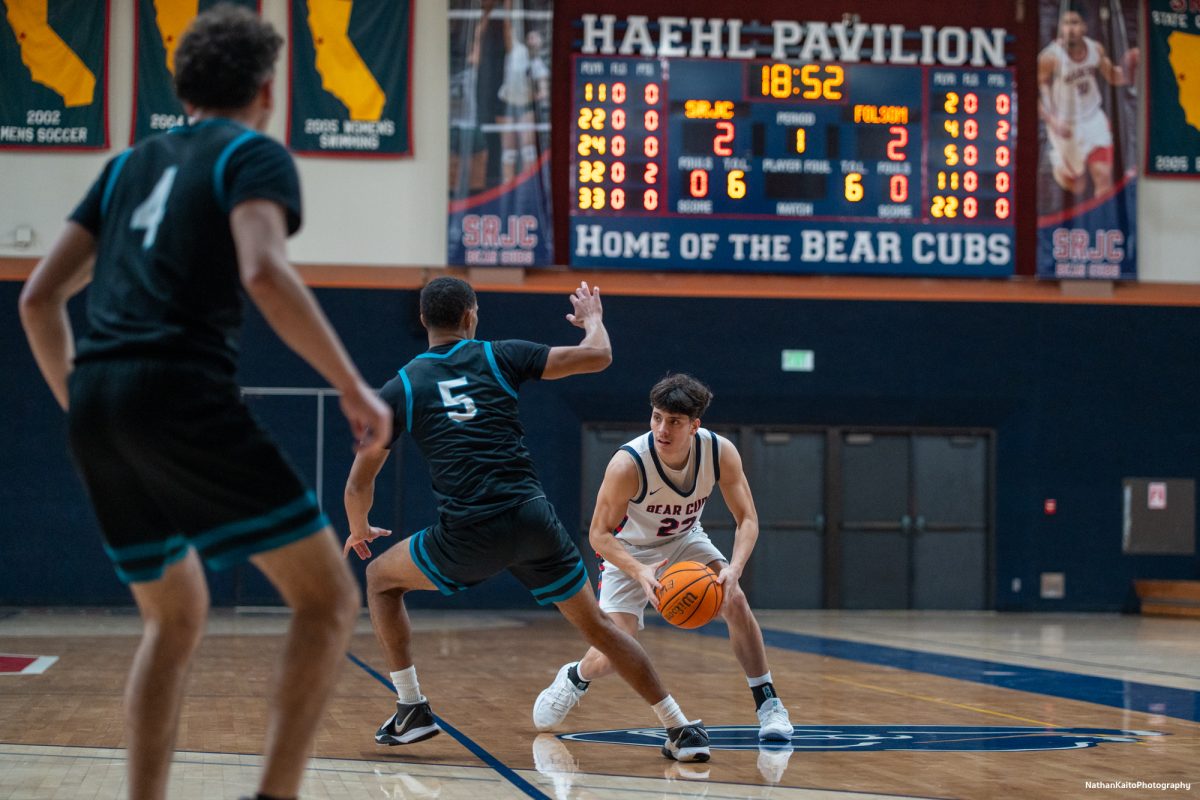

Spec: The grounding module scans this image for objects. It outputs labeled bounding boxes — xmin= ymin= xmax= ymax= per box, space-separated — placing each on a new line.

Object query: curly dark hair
xmin=420 ymin=277 xmax=477 ymax=330
xmin=649 ymin=373 xmax=713 ymax=419
xmin=174 ymin=4 xmax=282 ymax=110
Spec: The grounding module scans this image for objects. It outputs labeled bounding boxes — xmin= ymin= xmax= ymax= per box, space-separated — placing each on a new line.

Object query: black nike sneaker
xmin=375 ymin=700 xmax=442 ymax=745
xmin=661 ymin=721 xmax=710 ymax=762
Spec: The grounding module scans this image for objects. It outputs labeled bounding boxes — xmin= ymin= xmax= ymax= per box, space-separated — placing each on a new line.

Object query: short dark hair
xmin=174 ymin=4 xmax=282 ymax=110
xmin=649 ymin=373 xmax=713 ymax=419
xmin=420 ymin=277 xmax=477 ymax=329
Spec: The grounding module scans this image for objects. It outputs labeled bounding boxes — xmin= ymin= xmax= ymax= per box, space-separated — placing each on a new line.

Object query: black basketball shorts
xmin=408 ymin=496 xmax=588 ymax=604
xmin=67 ymin=360 xmax=329 ymax=584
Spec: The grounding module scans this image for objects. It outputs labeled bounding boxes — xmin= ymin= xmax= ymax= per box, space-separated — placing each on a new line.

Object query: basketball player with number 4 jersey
xmin=534 ymin=374 xmax=794 ymax=771
xmin=344 ymin=278 xmax=710 ymax=763
xmin=1037 ymin=3 xmax=1137 ymax=198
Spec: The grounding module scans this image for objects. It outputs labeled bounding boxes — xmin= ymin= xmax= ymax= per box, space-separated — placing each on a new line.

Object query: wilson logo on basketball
xmin=666 ymin=591 xmax=697 ymax=617
xmin=656 ymin=561 xmax=723 ymax=629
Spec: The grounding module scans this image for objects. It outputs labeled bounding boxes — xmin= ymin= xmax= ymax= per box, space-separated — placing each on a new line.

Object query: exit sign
xmin=781 ymin=350 xmax=815 ymax=372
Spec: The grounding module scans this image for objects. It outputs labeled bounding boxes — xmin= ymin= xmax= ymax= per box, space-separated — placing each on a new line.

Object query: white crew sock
xmin=747 ymin=671 xmax=773 ymax=688
xmin=652 ymin=695 xmax=690 ymax=729
xmin=390 ymin=666 xmax=424 ymax=704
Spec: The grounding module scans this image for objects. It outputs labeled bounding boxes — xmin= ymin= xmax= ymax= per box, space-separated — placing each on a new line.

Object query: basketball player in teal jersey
xmin=344 ymin=277 xmax=710 ymax=762
xmin=19 ymin=8 xmax=389 ymax=800
xmin=533 ymin=374 xmax=794 ymax=777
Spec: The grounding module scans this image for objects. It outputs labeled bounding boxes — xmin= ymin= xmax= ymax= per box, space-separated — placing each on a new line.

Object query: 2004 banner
xmin=132 ymin=0 xmax=258 ymax=144
xmin=1036 ymin=0 xmax=1138 ymax=279
xmin=0 ymin=0 xmax=108 ymax=150
xmin=288 ymin=0 xmax=412 ymax=157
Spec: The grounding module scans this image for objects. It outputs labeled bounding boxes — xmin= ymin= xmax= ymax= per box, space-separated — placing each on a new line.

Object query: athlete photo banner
xmin=1037 ymin=0 xmax=1138 ymax=279
xmin=287 ymin=0 xmax=412 ymax=157
xmin=447 ymin=0 xmax=554 ymax=267
xmin=1145 ymin=0 xmax=1200 ymax=177
xmin=132 ymin=0 xmax=258 ymax=144
xmin=0 ymin=0 xmax=108 ymax=150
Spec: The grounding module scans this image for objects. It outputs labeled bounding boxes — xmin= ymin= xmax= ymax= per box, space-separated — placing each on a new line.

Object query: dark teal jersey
xmin=69 ymin=118 xmax=302 ymax=374
xmin=380 ymin=338 xmax=550 ymax=526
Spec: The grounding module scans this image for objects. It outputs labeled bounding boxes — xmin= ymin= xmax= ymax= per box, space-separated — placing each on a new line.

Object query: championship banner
xmin=0 ymin=0 xmax=108 ymax=150
xmin=447 ymin=0 xmax=554 ymax=267
xmin=1037 ymin=0 xmax=1138 ymax=279
xmin=1145 ymin=0 xmax=1200 ymax=177
xmin=132 ymin=0 xmax=258 ymax=144
xmin=287 ymin=0 xmax=412 ymax=157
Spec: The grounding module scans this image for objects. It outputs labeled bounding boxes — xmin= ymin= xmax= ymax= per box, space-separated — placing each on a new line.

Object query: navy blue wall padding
xmin=3 ymin=282 xmax=1196 ymax=609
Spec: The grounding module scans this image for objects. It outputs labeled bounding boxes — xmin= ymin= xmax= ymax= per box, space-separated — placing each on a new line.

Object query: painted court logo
xmin=561 ymin=725 xmax=1165 ymax=752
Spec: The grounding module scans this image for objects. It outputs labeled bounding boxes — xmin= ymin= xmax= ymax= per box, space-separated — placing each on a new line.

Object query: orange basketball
xmin=655 ymin=561 xmax=724 ymax=629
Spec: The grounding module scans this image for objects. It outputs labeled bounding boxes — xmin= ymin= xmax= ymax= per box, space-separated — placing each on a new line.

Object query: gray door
xmin=839 ymin=433 xmax=911 ymax=609
xmin=838 ymin=431 xmax=989 ymax=610
xmin=742 ymin=431 xmax=825 ymax=609
xmin=911 ymin=435 xmax=989 ymax=609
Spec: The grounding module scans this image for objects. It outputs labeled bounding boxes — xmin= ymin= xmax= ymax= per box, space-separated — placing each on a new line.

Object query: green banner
xmin=0 ymin=0 xmax=107 ymax=150
xmin=132 ymin=0 xmax=258 ymax=143
xmin=288 ymin=0 xmax=411 ymax=157
xmin=1145 ymin=0 xmax=1200 ymax=177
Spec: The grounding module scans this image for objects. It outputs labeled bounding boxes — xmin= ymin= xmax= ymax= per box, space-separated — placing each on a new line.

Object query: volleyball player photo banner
xmin=1037 ymin=0 xmax=1138 ymax=279
xmin=132 ymin=0 xmax=258 ymax=144
xmin=0 ymin=0 xmax=108 ymax=150
xmin=287 ymin=0 xmax=412 ymax=157
xmin=447 ymin=0 xmax=554 ymax=267
xmin=1145 ymin=0 xmax=1200 ymax=177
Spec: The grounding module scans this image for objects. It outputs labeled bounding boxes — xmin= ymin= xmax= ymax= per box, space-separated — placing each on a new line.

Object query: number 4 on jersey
xmin=130 ymin=166 xmax=178 ymax=250
xmin=438 ymin=377 xmax=477 ymax=422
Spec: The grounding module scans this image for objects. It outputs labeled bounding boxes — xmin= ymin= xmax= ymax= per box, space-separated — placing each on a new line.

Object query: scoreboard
xmin=569 ymin=56 xmax=1016 ymax=276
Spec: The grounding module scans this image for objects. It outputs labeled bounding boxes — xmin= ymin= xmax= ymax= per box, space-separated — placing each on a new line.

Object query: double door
xmin=580 ymin=426 xmax=991 ymax=610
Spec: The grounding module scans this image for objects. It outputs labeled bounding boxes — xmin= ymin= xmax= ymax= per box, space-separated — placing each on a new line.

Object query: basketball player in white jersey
xmin=1038 ymin=3 xmax=1137 ymax=198
xmin=533 ymin=374 xmax=794 ymax=769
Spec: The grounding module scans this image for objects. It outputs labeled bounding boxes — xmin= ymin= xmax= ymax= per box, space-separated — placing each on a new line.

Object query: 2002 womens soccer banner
xmin=0 ymin=0 xmax=108 ymax=150
xmin=567 ymin=15 xmax=1017 ymax=276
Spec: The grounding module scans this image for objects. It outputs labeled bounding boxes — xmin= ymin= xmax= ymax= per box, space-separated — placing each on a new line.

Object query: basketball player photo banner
xmin=0 ymin=0 xmax=108 ymax=150
xmin=1037 ymin=0 xmax=1138 ymax=279
xmin=287 ymin=0 xmax=412 ymax=157
xmin=1145 ymin=0 xmax=1200 ymax=177
xmin=446 ymin=0 xmax=555 ymax=267
xmin=132 ymin=0 xmax=258 ymax=144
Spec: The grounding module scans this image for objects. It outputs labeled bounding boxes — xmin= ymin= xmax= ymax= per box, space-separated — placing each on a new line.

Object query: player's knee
xmin=720 ymin=591 xmax=752 ymax=622
xmin=141 ymin=604 xmax=207 ymax=653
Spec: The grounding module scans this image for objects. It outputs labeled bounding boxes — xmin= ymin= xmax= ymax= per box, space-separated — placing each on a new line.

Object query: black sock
xmin=752 ymin=682 xmax=779 ymax=710
xmin=567 ymin=663 xmax=590 ymax=690
xmin=257 ymin=794 xmax=295 ymax=800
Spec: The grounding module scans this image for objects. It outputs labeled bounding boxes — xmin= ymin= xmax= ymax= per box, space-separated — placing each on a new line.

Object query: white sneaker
xmin=533 ymin=663 xmax=587 ymax=731
xmin=532 ymin=734 xmax=578 ymax=800
xmin=757 ymin=698 xmax=794 ymax=741
xmin=757 ymin=743 xmax=794 ymax=783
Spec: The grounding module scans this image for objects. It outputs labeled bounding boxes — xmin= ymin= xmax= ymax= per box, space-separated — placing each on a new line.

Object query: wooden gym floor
xmin=0 ymin=608 xmax=1197 ymax=799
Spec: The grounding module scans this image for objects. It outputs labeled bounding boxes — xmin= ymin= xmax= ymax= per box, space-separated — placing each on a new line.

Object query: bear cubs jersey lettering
xmin=615 ymin=429 xmax=722 ymax=547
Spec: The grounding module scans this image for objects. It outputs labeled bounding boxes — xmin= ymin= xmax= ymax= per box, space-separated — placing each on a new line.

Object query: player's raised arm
xmin=541 ymin=281 xmax=612 ymax=379
xmin=588 ymin=452 xmax=665 ymax=605
xmin=18 ymin=222 xmax=96 ymax=410
xmin=715 ymin=436 xmax=760 ymax=597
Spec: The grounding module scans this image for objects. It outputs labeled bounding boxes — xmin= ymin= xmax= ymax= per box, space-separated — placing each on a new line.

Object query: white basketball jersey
xmin=614 ymin=429 xmax=721 ymax=547
xmin=1042 ymin=38 xmax=1103 ymax=121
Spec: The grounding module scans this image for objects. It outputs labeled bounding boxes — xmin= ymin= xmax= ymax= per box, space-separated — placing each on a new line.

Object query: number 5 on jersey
xmin=438 ymin=377 xmax=477 ymax=422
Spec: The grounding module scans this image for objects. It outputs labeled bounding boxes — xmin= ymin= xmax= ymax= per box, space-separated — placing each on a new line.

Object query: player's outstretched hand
xmin=565 ymin=281 xmax=602 ymax=329
xmin=341 ymin=380 xmax=392 ymax=452
xmin=343 ymin=525 xmax=393 ymax=560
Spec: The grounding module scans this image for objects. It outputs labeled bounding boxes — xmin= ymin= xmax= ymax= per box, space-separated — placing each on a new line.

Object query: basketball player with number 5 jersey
xmin=534 ymin=374 xmax=795 ymax=775
xmin=344 ymin=278 xmax=710 ymax=763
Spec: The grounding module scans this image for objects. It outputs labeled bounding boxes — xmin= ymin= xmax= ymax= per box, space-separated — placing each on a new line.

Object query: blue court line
xmin=683 ymin=622 xmax=1200 ymax=724
xmin=347 ymin=651 xmax=551 ymax=800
